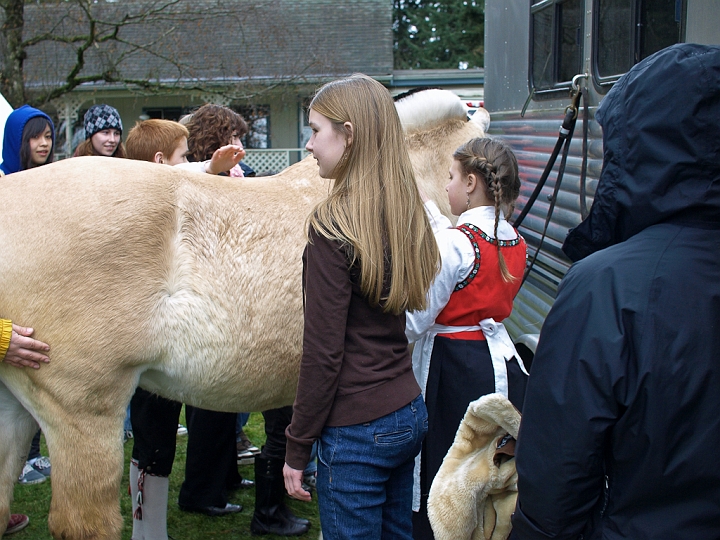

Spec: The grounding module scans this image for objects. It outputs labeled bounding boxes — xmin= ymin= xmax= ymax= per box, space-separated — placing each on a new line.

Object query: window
xmin=594 ymin=0 xmax=684 ymax=81
xmin=299 ymin=98 xmax=312 ymax=150
xmin=531 ymin=0 xmax=584 ymax=92
xmin=234 ymin=105 xmax=270 ymax=149
xmin=142 ymin=107 xmax=191 ymax=121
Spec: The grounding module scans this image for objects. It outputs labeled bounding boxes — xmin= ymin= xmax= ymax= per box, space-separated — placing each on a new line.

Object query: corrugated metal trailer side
xmin=484 ymin=0 xmax=720 ymax=351
xmin=488 ymin=109 xmax=605 ymax=340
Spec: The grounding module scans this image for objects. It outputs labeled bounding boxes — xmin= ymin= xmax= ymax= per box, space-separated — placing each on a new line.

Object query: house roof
xmin=18 ymin=0 xmax=393 ymax=93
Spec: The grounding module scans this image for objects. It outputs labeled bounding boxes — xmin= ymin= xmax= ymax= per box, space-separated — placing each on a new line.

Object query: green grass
xmin=10 ymin=411 xmax=320 ymax=539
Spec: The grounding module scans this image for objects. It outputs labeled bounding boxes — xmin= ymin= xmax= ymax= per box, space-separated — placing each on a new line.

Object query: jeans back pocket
xmin=374 ymin=428 xmax=413 ymax=446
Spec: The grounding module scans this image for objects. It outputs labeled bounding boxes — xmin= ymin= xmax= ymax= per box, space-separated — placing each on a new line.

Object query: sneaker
xmin=236 ymin=448 xmax=255 ymax=465
xmin=236 ymin=430 xmax=260 ymax=465
xmin=18 ymin=462 xmax=46 ymax=485
xmin=177 ymin=424 xmax=188 ymax=436
xmin=236 ymin=430 xmax=260 ymax=454
xmin=123 ymin=429 xmax=133 ymax=443
xmin=5 ymin=514 xmax=30 ymax=535
xmin=29 ymin=456 xmax=51 ymax=478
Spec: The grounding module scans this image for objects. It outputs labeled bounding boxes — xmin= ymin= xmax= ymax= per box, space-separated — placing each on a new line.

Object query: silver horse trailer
xmin=484 ymin=0 xmax=720 ymax=361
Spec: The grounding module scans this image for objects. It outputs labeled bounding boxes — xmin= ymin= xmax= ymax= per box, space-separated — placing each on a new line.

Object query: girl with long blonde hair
xmin=283 ymin=74 xmax=439 ymax=540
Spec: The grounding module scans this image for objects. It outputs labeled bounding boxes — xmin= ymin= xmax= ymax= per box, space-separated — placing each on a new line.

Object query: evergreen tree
xmin=394 ymin=0 xmax=484 ymax=70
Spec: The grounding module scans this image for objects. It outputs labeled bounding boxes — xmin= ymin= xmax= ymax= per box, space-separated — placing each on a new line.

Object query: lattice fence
xmin=244 ymin=149 xmax=309 ymax=175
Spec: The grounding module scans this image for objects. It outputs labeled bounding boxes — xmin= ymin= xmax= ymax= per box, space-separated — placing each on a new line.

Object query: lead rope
xmin=513 ymin=78 xmax=586 ymax=287
xmin=511 ymin=97 xmax=578 ymax=229
xmin=579 ymin=86 xmax=590 ymax=221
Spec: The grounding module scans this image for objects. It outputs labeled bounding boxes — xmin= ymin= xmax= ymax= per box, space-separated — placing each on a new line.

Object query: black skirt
xmin=413 ymin=336 xmax=527 ymax=540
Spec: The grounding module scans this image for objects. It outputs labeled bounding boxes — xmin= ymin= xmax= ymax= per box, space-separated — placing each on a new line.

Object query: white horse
xmin=0 ymin=89 xmax=489 ymax=539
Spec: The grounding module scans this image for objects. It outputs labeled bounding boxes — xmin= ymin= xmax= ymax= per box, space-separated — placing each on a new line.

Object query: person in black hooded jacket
xmin=510 ymin=43 xmax=720 ymax=540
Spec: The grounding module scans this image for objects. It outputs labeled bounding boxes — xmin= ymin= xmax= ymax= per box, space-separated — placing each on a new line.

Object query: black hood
xmin=562 ymin=43 xmax=720 ymax=262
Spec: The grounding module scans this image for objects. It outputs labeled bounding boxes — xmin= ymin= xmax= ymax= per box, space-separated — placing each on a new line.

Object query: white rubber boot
xmin=130 ymin=461 xmax=144 ymax=540
xmin=139 ymin=474 xmax=170 ymax=540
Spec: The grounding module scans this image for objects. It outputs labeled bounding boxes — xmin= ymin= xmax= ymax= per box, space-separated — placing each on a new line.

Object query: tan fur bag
xmin=427 ymin=393 xmax=521 ymax=540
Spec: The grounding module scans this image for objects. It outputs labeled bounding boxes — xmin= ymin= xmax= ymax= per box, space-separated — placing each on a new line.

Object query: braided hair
xmin=453 ymin=138 xmax=521 ymax=282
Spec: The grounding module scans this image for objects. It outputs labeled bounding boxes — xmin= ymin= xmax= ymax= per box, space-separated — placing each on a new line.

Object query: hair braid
xmin=490 ymin=170 xmax=514 ymax=281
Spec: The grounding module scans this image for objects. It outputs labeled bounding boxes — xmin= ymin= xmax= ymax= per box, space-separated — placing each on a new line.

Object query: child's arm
xmin=405 ymin=228 xmax=475 ymax=342
xmin=424 ymin=199 xmax=453 ymax=234
xmin=174 ymin=144 xmax=244 ymax=175
xmin=1 ymin=320 xmax=50 ymax=369
xmin=418 ymin=186 xmax=453 ymax=233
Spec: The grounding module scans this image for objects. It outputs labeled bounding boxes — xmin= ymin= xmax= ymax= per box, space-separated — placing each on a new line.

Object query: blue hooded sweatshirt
xmin=0 ymin=105 xmax=55 ymax=175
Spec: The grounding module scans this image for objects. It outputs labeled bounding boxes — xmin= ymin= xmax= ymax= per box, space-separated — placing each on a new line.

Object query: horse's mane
xmin=395 ymin=88 xmax=469 ymax=134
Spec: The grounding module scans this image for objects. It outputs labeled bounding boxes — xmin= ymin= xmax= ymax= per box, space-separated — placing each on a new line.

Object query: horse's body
xmin=0 ymin=89 xmax=488 ymax=539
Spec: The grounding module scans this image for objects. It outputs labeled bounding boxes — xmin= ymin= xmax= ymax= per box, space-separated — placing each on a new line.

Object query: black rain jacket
xmin=510 ymin=43 xmax=720 ymax=540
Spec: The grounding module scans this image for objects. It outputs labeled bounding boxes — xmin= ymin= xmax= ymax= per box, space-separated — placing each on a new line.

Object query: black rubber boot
xmin=250 ymin=455 xmax=310 ymax=536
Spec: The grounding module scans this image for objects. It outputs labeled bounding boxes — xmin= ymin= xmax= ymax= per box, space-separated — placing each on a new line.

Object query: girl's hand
xmin=3 ymin=325 xmax=50 ymax=369
xmin=283 ymin=463 xmax=312 ymax=502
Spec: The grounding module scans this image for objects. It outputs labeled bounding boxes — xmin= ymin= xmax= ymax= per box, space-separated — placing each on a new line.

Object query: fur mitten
xmin=427 ymin=393 xmax=521 ymax=540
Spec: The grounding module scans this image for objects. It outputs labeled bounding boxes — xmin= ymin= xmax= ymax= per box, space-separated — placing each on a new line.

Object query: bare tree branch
xmin=1 ymin=0 xmax=358 ymax=107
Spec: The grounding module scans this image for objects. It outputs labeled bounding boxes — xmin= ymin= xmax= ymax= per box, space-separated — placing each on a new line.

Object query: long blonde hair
xmin=308 ymin=74 xmax=439 ymax=315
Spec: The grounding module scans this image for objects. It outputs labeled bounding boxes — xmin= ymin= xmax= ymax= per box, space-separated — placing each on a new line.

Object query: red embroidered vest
xmin=435 ymin=223 xmax=527 ymax=340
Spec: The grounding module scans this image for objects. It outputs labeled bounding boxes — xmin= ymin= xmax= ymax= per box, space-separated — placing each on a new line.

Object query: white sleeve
xmin=174 ymin=161 xmax=207 ymax=173
xmin=423 ymin=200 xmax=453 ymax=234
xmin=405 ymin=228 xmax=475 ymax=343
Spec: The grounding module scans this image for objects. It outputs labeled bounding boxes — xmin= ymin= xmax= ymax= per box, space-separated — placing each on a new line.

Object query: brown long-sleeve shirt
xmin=284 ymin=228 xmax=421 ymax=470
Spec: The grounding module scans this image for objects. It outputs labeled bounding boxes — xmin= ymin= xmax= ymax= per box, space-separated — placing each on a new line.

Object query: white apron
xmin=411 ymin=318 xmax=528 ymax=511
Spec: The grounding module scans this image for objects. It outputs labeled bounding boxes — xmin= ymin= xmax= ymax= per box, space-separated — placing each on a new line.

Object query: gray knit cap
xmin=84 ymin=104 xmax=123 ymax=139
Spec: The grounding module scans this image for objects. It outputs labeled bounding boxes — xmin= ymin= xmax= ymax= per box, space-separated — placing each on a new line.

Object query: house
xmin=8 ymin=0 xmax=485 ymax=171
xmin=389 ymin=68 xmax=485 ymax=112
xmin=15 ymin=0 xmax=394 ymax=170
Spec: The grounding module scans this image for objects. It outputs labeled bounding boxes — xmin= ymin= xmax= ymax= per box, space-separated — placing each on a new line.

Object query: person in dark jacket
xmin=510 ymin=43 xmax=720 ymax=540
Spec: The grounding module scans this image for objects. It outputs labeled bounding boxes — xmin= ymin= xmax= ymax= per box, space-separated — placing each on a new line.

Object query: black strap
xmin=519 ymin=118 xmax=576 ymax=288
xmin=579 ymin=86 xmax=590 ymax=221
xmin=513 ymin=97 xmax=579 ymax=229
xmin=514 ymin=90 xmax=583 ymax=286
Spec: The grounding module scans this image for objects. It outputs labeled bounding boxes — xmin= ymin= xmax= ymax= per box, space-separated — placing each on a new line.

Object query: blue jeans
xmin=124 ymin=404 xmax=132 ymax=431
xmin=236 ymin=412 xmax=250 ymax=434
xmin=317 ymin=394 xmax=428 ymax=540
xmin=305 ymin=440 xmax=318 ymax=476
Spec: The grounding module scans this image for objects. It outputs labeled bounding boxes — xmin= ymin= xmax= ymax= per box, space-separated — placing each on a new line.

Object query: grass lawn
xmin=10 ymin=411 xmax=320 ymax=539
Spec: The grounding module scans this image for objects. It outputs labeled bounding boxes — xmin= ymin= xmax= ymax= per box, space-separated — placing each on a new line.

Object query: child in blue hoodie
xmin=0 ymin=104 xmax=55 ymax=175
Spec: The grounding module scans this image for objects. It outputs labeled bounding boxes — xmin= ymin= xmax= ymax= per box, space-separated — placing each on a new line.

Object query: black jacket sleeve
xmin=510 ymin=253 xmax=637 ymax=539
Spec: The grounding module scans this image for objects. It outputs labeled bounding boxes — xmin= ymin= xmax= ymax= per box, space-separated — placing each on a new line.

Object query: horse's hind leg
xmin=0 ymin=379 xmax=38 ymax=535
xmin=43 ymin=398 xmax=126 ymax=540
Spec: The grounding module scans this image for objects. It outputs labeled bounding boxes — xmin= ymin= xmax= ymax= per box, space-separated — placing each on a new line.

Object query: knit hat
xmin=84 ymin=104 xmax=123 ymax=140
